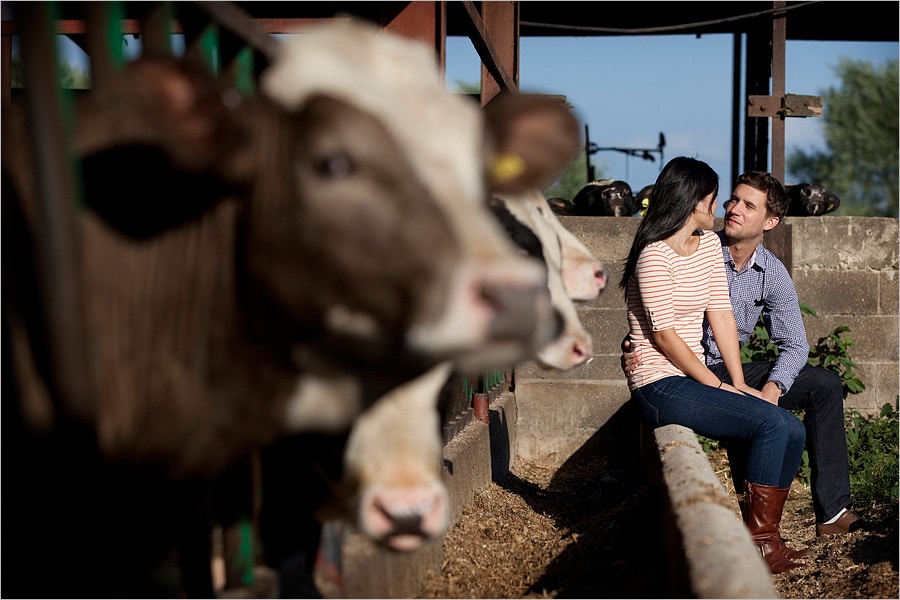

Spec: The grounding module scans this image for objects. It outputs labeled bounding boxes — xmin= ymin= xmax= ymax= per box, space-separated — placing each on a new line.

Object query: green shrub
xmin=845 ymin=401 xmax=899 ymax=503
xmin=742 ymin=304 xmax=866 ymax=397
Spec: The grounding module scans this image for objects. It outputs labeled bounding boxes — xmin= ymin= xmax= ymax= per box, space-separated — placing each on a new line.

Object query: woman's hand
xmin=720 ymin=381 xmax=768 ymax=403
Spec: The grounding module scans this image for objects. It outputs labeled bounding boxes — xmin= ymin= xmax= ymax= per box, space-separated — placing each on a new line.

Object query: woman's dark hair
xmin=618 ymin=156 xmax=719 ymax=290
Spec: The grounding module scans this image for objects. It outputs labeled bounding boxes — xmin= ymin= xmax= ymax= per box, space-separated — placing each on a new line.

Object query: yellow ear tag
xmin=490 ymin=153 xmax=526 ymax=185
xmin=640 ymin=197 xmax=650 ymax=217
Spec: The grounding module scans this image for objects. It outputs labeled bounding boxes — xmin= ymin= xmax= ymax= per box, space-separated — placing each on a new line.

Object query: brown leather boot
xmin=742 ymin=481 xmax=807 ymax=573
xmin=738 ymin=491 xmax=808 ymax=560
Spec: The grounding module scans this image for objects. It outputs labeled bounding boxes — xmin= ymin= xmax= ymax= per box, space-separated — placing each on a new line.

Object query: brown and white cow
xmin=3 ymin=19 xmax=582 ymax=597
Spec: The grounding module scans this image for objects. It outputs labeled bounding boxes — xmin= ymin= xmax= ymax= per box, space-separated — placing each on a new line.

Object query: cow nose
xmin=483 ymin=283 xmax=556 ymax=339
xmin=595 ymin=265 xmax=608 ymax=292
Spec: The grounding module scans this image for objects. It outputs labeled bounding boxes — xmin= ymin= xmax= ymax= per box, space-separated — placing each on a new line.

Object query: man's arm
xmin=761 ymin=260 xmax=809 ymax=395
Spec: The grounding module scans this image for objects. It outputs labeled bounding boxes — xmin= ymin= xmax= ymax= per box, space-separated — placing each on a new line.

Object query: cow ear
xmin=826 ymin=194 xmax=841 ymax=214
xmin=483 ymin=92 xmax=581 ymax=193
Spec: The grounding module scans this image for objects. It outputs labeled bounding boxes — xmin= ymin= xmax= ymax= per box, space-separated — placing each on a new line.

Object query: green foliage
xmin=808 ymin=325 xmax=866 ymax=397
xmin=11 ymin=58 xmax=90 ymax=89
xmin=542 ymin=149 xmax=599 ymax=203
xmin=58 ymin=61 xmax=91 ymax=89
xmin=696 ymin=435 xmax=722 ymax=454
xmin=845 ymin=401 xmax=899 ymax=503
xmin=452 ymin=79 xmax=479 ymax=96
xmin=739 ymin=303 xmax=816 ymax=364
xmin=739 ymin=318 xmax=780 ymax=363
xmin=787 ymin=58 xmax=899 ymax=217
xmin=740 ymin=303 xmax=864 ymax=398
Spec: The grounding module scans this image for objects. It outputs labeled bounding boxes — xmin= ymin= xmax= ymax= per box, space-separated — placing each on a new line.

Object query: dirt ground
xmin=419 ymin=447 xmax=899 ymax=599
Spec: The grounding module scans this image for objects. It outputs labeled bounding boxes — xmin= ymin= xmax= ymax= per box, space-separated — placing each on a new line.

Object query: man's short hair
xmin=735 ymin=171 xmax=789 ymax=220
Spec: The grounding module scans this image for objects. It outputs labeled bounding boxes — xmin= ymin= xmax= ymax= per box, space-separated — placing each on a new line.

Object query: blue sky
xmin=445 ymin=34 xmax=898 ymax=201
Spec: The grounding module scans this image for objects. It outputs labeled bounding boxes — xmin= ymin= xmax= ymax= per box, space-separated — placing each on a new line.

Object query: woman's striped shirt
xmin=625 ymin=230 xmax=732 ymax=391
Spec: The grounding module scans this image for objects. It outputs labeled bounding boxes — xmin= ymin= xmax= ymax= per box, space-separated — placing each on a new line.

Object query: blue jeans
xmin=632 ymin=375 xmax=806 ymax=488
xmin=712 ymin=362 xmax=852 ymax=522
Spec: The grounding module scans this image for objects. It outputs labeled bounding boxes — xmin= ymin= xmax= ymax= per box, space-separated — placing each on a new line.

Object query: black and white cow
xmin=547 ymin=196 xmax=577 ymax=216
xmin=785 ymin=182 xmax=841 ymax=216
xmin=572 ymin=179 xmax=637 ymax=216
xmin=633 ymin=184 xmax=654 ymax=216
xmin=3 ymin=18 xmax=583 ymax=597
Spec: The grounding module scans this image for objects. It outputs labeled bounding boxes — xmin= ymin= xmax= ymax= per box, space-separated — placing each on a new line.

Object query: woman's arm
xmin=706 ymin=309 xmax=766 ymax=401
xmin=652 ymin=329 xmax=722 ymax=388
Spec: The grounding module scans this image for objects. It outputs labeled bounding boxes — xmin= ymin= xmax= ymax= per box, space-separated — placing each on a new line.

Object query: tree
xmin=787 ymin=58 xmax=898 ymax=217
xmin=11 ymin=57 xmax=90 ymax=89
xmin=542 ymin=149 xmax=602 ymax=204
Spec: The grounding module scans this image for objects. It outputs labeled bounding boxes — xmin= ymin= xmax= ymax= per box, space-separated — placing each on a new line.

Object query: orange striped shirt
xmin=625 ymin=230 xmax=732 ymax=390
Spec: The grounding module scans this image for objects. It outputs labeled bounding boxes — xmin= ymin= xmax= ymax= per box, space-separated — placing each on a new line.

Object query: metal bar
xmin=480 ymin=1 xmax=518 ymax=104
xmin=85 ymin=1 xmax=125 ymax=91
xmin=16 ymin=1 xmax=93 ymax=422
xmin=457 ymin=1 xmax=516 ymax=93
xmin=2 ymin=31 xmax=11 ymax=102
xmin=188 ymin=0 xmax=279 ymax=61
xmin=138 ymin=2 xmax=174 ymax=56
xmin=771 ymin=0 xmax=786 ymax=184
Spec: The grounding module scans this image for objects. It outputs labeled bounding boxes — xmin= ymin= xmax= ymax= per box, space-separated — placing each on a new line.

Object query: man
xmin=623 ymin=171 xmax=865 ymax=537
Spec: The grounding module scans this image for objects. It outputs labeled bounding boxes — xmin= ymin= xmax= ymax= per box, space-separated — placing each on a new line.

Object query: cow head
xmin=490 ymin=191 xmax=599 ymax=370
xmin=786 ymin=183 xmax=841 ymax=216
xmin=258 ymin=20 xmax=583 ymax=375
xmin=572 ymin=179 xmax=636 ymax=216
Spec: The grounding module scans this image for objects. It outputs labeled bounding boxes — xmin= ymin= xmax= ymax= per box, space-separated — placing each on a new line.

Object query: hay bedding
xmin=419 ymin=449 xmax=898 ymax=599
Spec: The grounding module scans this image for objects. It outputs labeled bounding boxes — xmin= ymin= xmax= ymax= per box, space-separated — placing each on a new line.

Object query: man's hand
xmin=759 ymin=381 xmax=782 ymax=406
xmin=620 ymin=337 xmax=639 ymax=378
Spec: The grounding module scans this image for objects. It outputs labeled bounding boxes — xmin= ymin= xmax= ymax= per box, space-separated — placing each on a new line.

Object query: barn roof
xmin=226 ymin=2 xmax=898 ymax=43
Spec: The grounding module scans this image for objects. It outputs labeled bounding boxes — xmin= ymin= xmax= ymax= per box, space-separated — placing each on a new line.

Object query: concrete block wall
xmin=786 ymin=217 xmax=899 ymax=413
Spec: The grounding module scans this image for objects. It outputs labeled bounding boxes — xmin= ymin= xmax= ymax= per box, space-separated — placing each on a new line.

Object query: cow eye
xmin=313 ymin=152 xmax=354 ymax=178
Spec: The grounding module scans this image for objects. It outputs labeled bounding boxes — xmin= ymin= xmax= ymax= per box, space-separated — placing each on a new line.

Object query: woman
xmin=620 ymin=157 xmax=806 ymax=574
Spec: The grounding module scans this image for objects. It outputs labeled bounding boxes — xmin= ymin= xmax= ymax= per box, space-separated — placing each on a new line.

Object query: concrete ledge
xmin=650 ymin=424 xmax=777 ymax=598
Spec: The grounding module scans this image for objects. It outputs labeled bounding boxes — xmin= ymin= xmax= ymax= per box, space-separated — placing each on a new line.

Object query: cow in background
xmin=633 ymin=184 xmax=654 ymax=216
xmin=490 ymin=194 xmax=592 ymax=370
xmin=572 ymin=179 xmax=637 ymax=216
xmin=785 ymin=182 xmax=841 ymax=216
xmin=3 ymin=18 xmax=583 ymax=598
xmin=547 ymin=196 xmax=577 ymax=216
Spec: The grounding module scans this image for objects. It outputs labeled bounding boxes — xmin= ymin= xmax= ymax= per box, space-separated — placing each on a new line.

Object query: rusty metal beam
xmin=381 ymin=1 xmax=445 ymax=61
xmin=771 ymin=1 xmax=786 ymax=183
xmin=480 ymin=1 xmax=518 ymax=104
xmin=457 ymin=1 xmax=516 ymax=93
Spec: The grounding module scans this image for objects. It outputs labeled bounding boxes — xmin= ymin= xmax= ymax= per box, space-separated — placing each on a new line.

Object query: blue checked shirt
xmin=702 ymin=231 xmax=809 ymax=393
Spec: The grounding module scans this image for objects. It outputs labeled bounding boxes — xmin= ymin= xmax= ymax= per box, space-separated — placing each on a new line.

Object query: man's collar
xmin=719 ymin=230 xmax=767 ymax=271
